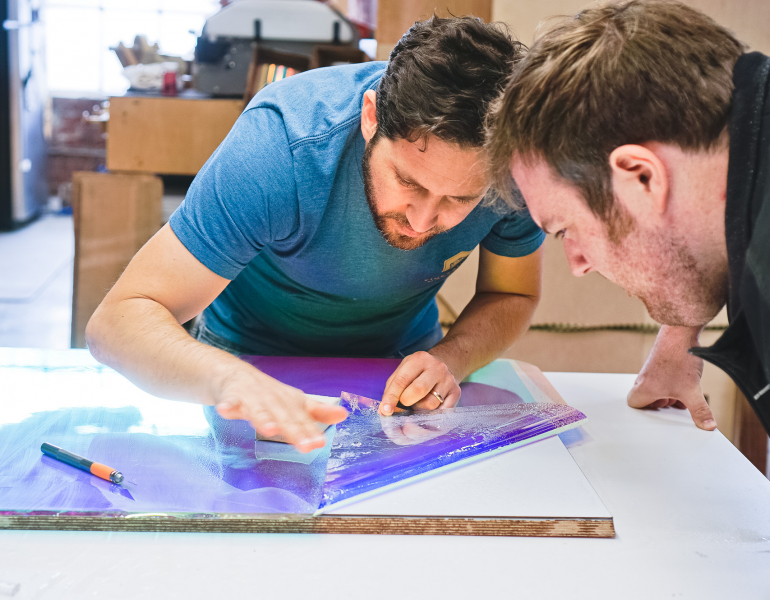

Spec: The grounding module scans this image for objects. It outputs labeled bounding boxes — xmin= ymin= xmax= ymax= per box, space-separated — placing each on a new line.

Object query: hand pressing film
xmin=214 ymin=365 xmax=348 ymax=452
xmin=254 ymin=394 xmax=344 ymax=443
xmin=379 ymin=351 xmax=461 ymax=416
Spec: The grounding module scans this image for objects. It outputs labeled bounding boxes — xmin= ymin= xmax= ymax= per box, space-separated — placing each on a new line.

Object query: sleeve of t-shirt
xmin=168 ymin=107 xmax=299 ymax=281
xmin=480 ymin=205 xmax=545 ymax=258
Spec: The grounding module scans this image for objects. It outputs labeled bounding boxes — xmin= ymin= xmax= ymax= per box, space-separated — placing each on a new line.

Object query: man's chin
xmin=382 ymin=230 xmax=434 ymax=250
xmin=642 ymin=296 xmax=725 ymax=328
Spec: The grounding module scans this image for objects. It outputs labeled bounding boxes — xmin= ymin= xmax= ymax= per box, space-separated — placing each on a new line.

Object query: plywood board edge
xmin=0 ymin=514 xmax=615 ymax=538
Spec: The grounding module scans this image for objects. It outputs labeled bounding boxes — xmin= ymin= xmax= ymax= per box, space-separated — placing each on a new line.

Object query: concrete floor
xmin=0 ymin=214 xmax=73 ymax=349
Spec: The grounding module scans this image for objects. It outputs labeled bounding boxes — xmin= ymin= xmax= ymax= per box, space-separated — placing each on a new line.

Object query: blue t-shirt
xmin=170 ymin=62 xmax=544 ymax=357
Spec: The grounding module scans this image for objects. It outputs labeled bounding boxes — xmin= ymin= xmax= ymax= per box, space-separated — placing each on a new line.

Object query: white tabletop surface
xmin=324 ymin=434 xmax=611 ymax=518
xmin=1 ymin=372 xmax=768 ymax=600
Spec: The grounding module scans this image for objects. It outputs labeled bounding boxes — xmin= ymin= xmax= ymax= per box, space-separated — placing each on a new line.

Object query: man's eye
xmin=555 ymin=229 xmax=566 ymax=239
xmin=397 ymin=176 xmax=417 ymax=188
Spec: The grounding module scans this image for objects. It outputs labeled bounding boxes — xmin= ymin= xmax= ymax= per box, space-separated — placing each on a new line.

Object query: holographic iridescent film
xmin=320 ymin=392 xmax=585 ymax=509
xmin=0 ymin=350 xmax=585 ymax=518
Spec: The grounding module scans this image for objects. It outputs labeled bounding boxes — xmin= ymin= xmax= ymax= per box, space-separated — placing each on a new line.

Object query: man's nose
xmin=563 ymin=238 xmax=592 ymax=276
xmin=406 ymin=198 xmax=440 ymax=233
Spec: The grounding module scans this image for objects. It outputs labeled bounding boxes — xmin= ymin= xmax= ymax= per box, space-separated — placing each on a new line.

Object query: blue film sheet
xmin=319 ymin=392 xmax=586 ymax=509
xmin=0 ymin=350 xmax=585 ymax=517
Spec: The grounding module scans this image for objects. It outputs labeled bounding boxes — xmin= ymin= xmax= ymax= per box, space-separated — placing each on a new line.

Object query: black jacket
xmin=691 ymin=52 xmax=770 ymax=434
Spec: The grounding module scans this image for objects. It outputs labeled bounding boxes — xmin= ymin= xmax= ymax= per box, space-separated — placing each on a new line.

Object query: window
xmin=43 ymin=0 xmax=220 ymax=96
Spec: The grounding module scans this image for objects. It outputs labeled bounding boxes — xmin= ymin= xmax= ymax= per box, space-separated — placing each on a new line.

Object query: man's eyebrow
xmin=393 ymin=165 xmax=484 ymax=202
xmin=393 ymin=165 xmax=425 ymax=188
xmin=450 ymin=191 xmax=485 ymax=202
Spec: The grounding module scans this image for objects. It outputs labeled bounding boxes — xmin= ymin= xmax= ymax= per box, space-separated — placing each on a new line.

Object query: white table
xmin=1 ymin=372 xmax=768 ymax=599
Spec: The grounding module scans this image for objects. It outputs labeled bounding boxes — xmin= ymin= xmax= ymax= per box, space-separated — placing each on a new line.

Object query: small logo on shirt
xmin=442 ymin=251 xmax=472 ymax=272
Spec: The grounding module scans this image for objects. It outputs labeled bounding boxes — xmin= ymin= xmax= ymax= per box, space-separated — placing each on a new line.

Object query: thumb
xmin=684 ymin=394 xmax=717 ymax=431
xmin=380 ymin=384 xmax=404 ymax=416
xmin=215 ymin=399 xmax=247 ymax=421
xmin=306 ymin=400 xmax=349 ymax=425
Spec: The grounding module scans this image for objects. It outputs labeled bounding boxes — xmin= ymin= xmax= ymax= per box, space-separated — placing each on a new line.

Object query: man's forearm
xmin=651 ymin=324 xmax=704 ymax=356
xmin=86 ymin=298 xmax=249 ymax=406
xmin=428 ymin=291 xmax=538 ymax=381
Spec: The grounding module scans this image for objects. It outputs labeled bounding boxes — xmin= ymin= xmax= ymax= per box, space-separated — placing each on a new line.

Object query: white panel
xmin=324 ymin=435 xmax=611 ymax=518
xmin=204 ymin=0 xmax=354 ymax=43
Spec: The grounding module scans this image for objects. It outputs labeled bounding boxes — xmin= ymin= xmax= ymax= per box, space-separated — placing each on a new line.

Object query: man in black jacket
xmin=487 ymin=0 xmax=770 ymax=433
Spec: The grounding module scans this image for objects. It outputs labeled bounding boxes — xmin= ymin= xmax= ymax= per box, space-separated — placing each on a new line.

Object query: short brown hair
xmin=486 ymin=0 xmax=745 ymax=218
xmin=378 ymin=15 xmax=525 ymax=148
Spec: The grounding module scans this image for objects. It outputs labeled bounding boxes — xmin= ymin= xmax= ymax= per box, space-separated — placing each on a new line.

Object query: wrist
xmin=427 ymin=344 xmax=464 ymax=383
xmin=657 ymin=324 xmax=703 ymax=351
xmin=208 ymin=352 xmax=260 ymax=405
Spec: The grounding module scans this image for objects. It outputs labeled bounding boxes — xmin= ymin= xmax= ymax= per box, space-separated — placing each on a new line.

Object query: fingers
xmin=411 ymin=385 xmax=461 ymax=410
xmin=217 ymin=399 xmax=280 ymax=438
xmin=401 ymin=370 xmax=444 ymax=407
xmin=215 ymin=372 xmax=337 ymax=453
xmin=380 ymin=352 xmax=460 ymax=416
xmin=380 ymin=354 xmax=426 ymax=415
xmin=627 ymin=335 xmax=714 ymax=430
xmin=264 ymin=392 xmax=329 ymax=451
xmin=627 ymin=381 xmax=716 ymax=430
xmin=687 ymin=396 xmax=716 ymax=430
xmin=306 ymin=400 xmax=348 ymax=425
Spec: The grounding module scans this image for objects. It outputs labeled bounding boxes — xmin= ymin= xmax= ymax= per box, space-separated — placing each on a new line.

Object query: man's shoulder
xmin=244 ymin=61 xmax=387 ymax=147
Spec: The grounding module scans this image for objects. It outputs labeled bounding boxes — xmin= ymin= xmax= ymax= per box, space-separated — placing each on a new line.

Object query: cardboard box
xmin=106 ymin=96 xmax=242 ymax=175
xmin=71 ymin=171 xmax=163 ymax=348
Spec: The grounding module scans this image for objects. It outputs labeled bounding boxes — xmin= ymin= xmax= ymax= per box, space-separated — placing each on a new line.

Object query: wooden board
xmin=0 ymin=513 xmax=614 ymax=537
xmin=106 ymin=96 xmax=243 ymax=175
xmin=71 ymin=172 xmax=162 ymax=347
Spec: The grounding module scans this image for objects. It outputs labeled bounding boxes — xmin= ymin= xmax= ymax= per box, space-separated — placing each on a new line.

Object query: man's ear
xmin=361 ymin=90 xmax=377 ymax=142
xmin=608 ymin=144 xmax=669 ymax=216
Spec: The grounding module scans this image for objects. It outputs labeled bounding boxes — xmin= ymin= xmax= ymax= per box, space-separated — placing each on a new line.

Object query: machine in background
xmin=195 ymin=0 xmax=359 ymax=97
xmin=0 ymin=0 xmax=47 ymax=230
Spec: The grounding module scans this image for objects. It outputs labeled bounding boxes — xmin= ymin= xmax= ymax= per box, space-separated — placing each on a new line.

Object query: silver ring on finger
xmin=431 ymin=390 xmax=444 ymax=404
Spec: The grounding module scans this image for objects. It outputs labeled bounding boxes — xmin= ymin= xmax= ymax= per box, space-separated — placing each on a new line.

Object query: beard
xmin=361 ymin=135 xmax=446 ymax=250
xmin=604 ymin=216 xmax=728 ymax=327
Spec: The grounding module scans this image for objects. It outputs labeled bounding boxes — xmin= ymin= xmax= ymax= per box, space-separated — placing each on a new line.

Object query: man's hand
xmin=627 ymin=325 xmax=716 ymax=430
xmin=213 ymin=363 xmax=348 ymax=451
xmin=379 ymin=351 xmax=460 ymax=416
xmin=377 ymin=248 xmax=542 ymax=417
xmin=86 ymin=225 xmax=348 ymax=454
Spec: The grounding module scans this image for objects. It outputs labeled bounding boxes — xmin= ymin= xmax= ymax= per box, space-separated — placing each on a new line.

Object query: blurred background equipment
xmin=0 ymin=0 xmax=48 ymax=230
xmin=194 ymin=0 xmax=359 ymax=97
xmin=111 ymin=35 xmax=187 ymax=94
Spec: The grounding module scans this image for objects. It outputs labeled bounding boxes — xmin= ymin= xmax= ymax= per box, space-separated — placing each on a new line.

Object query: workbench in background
xmin=70 ymin=93 xmax=242 ymax=348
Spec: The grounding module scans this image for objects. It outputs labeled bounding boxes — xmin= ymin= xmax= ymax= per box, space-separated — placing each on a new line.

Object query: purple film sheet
xmin=320 ymin=392 xmax=586 ymax=510
xmin=0 ymin=350 xmax=585 ymax=519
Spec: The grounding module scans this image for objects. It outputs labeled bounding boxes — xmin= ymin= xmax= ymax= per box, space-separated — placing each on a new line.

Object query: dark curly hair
xmin=376 ymin=14 xmax=525 ymax=148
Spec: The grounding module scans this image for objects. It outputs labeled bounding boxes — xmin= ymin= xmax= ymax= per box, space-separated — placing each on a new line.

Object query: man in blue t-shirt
xmin=86 ymin=16 xmax=545 ymax=453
